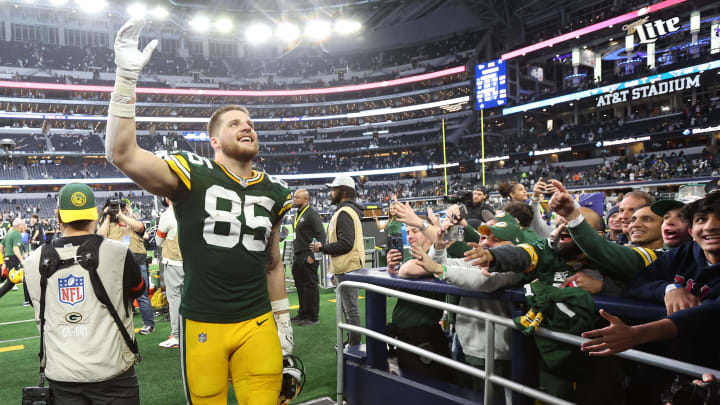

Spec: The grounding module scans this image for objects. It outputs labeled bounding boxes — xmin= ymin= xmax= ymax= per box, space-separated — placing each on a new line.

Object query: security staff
xmin=97 ymin=198 xmax=155 ymax=335
xmin=291 ymin=189 xmax=325 ymax=326
xmin=311 ymin=175 xmax=365 ymax=346
xmin=24 ymin=183 xmax=145 ymax=404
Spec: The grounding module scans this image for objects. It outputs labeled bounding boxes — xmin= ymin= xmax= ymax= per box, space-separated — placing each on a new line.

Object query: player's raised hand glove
xmin=109 ymin=18 xmax=157 ymax=118
xmin=114 ymin=18 xmax=157 ymax=81
xmin=274 ymin=312 xmax=295 ymax=356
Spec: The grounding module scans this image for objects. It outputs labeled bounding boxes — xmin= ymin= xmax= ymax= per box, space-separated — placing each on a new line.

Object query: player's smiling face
xmin=213 ymin=109 xmax=258 ymax=162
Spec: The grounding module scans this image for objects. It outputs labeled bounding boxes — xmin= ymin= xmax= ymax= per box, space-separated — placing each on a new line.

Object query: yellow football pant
xmin=180 ymin=312 xmax=282 ymax=405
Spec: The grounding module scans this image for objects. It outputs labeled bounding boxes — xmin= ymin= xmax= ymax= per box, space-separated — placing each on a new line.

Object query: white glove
xmin=109 ymin=18 xmax=157 ymax=118
xmin=274 ymin=312 xmax=294 ymax=356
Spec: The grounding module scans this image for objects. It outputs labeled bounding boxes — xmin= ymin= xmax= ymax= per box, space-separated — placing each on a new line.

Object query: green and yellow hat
xmin=57 ymin=183 xmax=98 ymax=223
xmin=478 ymin=211 xmax=523 ymax=244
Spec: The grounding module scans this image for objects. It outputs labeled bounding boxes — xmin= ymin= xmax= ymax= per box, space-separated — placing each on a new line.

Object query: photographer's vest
xmin=107 ymin=222 xmax=146 ymax=255
xmin=24 ymin=238 xmax=136 ymax=383
xmin=327 ymin=206 xmax=365 ymax=274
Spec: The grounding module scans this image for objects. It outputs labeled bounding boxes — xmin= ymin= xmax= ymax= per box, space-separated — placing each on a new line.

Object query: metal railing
xmin=335 ymin=281 xmax=720 ymax=405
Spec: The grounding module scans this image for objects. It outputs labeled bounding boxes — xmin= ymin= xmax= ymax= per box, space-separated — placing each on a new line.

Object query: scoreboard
xmin=474 ymin=59 xmax=507 ymax=110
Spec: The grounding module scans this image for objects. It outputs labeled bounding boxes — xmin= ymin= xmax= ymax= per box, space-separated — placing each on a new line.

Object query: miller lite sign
xmin=58 ymin=274 xmax=85 ymax=306
xmin=623 ymin=16 xmax=681 ymax=44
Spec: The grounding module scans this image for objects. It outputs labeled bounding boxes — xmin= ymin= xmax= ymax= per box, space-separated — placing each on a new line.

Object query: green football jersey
xmin=2 ymin=228 xmax=23 ymax=258
xmin=166 ymin=151 xmax=292 ymax=323
xmin=0 ymin=222 xmax=9 ymax=243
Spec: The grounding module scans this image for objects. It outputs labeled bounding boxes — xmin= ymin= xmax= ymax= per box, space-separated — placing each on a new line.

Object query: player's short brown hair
xmin=207 ymin=105 xmax=250 ymax=138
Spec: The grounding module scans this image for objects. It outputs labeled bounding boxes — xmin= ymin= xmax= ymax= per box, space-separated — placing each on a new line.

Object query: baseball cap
xmin=326 ymin=175 xmax=355 ymax=190
xmin=650 ymin=199 xmax=684 ymax=217
xmin=478 ymin=213 xmax=523 ymax=244
xmin=704 ymin=177 xmax=720 ymax=194
xmin=57 ymin=183 xmax=98 ymax=223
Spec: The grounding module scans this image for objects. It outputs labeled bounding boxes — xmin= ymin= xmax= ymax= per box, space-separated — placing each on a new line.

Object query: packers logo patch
xmin=495 ymin=221 xmax=508 ymax=228
xmin=70 ymin=192 xmax=86 ymax=207
xmin=65 ymin=312 xmax=83 ymax=323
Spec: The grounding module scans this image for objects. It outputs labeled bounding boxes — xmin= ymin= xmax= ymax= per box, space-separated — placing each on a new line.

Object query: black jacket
xmin=467 ymin=202 xmax=495 ymax=221
xmin=293 ymin=205 xmax=325 ymax=262
xmin=321 ymin=200 xmax=364 ymax=256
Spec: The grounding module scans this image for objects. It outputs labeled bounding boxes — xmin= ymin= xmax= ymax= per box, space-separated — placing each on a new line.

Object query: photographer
xmin=24 ymin=183 xmax=145 ymax=405
xmin=466 ymin=187 xmax=495 ymax=221
xmin=97 ymin=198 xmax=155 ymax=335
xmin=29 ymin=214 xmax=45 ymax=251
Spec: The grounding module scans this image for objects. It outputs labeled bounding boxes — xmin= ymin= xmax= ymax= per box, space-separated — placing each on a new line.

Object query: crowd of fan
xmin=0 ymin=29 xmax=479 ymax=84
xmin=355 ymin=167 xmax=720 ymax=403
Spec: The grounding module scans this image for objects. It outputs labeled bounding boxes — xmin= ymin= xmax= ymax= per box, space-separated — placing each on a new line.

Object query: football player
xmin=104 ymin=19 xmax=294 ymax=404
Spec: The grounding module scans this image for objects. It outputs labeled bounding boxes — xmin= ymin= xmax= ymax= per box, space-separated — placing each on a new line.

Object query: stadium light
xmin=127 ymin=3 xmax=147 ymax=19
xmin=276 ymin=23 xmax=300 ymax=42
xmin=75 ymin=0 xmax=107 ymax=13
xmin=305 ymin=20 xmax=331 ymax=41
xmin=150 ymin=6 xmax=168 ymax=19
xmin=190 ymin=16 xmax=210 ymax=32
xmin=245 ymin=23 xmax=272 ymax=44
xmin=50 ymin=0 xmax=68 ymax=5
xmin=215 ymin=18 xmax=233 ymax=33
xmin=334 ymin=19 xmax=362 ymax=35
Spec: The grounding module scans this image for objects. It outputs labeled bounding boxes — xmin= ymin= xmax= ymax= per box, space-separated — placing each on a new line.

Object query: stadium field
xmin=0 ymin=270 xmax=393 ymax=404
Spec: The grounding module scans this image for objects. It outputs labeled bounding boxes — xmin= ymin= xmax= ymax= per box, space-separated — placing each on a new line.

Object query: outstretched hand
xmin=114 ymin=19 xmax=158 ymax=78
xmin=580 ymin=310 xmax=638 ymax=356
xmin=548 ymin=180 xmax=577 ymax=220
xmin=392 ymin=196 xmax=422 ymax=228
xmin=463 ymin=242 xmax=494 ymax=268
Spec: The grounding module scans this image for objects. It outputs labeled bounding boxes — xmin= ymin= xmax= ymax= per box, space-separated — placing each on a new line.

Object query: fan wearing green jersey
xmin=104 ymin=18 xmax=294 ymax=405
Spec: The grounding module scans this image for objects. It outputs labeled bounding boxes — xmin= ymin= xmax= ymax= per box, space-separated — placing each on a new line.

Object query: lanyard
xmin=293 ymin=205 xmax=309 ymax=230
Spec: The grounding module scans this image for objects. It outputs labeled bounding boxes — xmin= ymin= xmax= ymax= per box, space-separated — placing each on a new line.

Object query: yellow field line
xmin=327 ymin=296 xmax=365 ymax=303
xmin=0 ymin=345 xmax=25 ymax=353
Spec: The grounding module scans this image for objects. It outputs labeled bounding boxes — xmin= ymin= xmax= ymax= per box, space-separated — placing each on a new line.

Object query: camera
xmin=22 ymin=386 xmax=52 ymax=405
xmin=106 ymin=199 xmax=127 ymax=222
xmin=444 ymin=190 xmax=473 ymax=206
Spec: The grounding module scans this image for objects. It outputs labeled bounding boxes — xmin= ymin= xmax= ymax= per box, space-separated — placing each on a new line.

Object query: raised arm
xmin=549 ymin=180 xmax=653 ymax=280
xmin=106 ymin=18 xmax=178 ymax=198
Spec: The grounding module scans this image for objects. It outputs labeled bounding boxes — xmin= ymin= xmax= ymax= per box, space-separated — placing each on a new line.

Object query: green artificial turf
xmin=0 ymin=278 xmax=396 ymax=404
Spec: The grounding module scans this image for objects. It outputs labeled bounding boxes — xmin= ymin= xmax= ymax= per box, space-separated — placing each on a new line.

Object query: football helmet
xmin=279 ymin=355 xmax=305 ymax=405
xmin=9 ymin=268 xmax=24 ymax=284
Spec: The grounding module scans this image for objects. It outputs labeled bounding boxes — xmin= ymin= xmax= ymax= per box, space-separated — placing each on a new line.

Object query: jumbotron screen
xmin=474 ymin=58 xmax=507 ymax=110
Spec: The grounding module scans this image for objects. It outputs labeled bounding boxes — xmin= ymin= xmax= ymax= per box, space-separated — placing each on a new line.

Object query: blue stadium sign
xmin=475 ymin=59 xmax=507 ymax=110
xmin=503 ymin=59 xmax=720 ymax=115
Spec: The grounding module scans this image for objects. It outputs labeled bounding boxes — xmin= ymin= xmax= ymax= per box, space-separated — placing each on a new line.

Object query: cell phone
xmin=457 ymin=204 xmax=468 ymax=220
xmin=388 ymin=234 xmax=404 ymax=271
xmin=389 ymin=234 xmax=403 ymax=253
xmin=443 ymin=225 xmax=465 ymax=242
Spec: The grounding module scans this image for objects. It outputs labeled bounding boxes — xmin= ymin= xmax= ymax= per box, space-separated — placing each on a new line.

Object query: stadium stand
xmin=2 ymin=1 xmax=720 ymax=404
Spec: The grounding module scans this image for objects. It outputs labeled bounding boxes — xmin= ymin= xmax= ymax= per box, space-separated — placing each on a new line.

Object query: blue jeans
xmin=136 ymin=262 xmax=154 ymax=327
